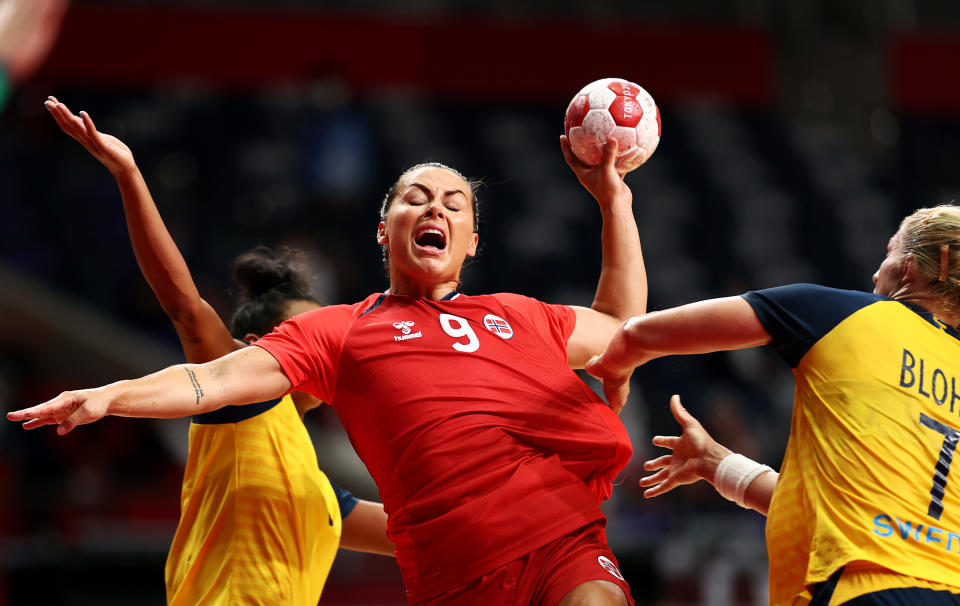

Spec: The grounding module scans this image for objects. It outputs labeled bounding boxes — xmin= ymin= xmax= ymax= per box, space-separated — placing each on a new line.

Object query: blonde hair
xmin=898 ymin=204 xmax=960 ymax=311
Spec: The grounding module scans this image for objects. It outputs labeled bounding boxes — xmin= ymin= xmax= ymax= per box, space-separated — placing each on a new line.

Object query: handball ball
xmin=564 ymin=78 xmax=661 ymax=173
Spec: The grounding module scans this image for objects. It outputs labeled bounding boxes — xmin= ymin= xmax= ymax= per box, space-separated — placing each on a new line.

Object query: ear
xmin=902 ymin=255 xmax=921 ymax=286
xmin=466 ymin=232 xmax=479 ymax=257
xmin=377 ymin=221 xmax=388 ymax=245
xmin=244 ymin=333 xmax=259 ymax=344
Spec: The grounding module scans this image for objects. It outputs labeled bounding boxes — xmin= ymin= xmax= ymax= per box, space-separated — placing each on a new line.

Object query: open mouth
xmin=415 ymin=228 xmax=447 ymax=251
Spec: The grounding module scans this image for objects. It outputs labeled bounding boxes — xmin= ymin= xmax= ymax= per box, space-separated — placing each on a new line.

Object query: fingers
xmin=584 ymin=355 xmax=605 ymax=378
xmin=22 ymin=417 xmax=58 ymax=430
xmin=44 ymin=96 xmax=87 ymax=141
xmin=7 ymin=391 xmax=80 ymax=430
xmin=46 ymin=97 xmax=85 ymax=137
xmin=602 ymin=377 xmax=630 ymax=415
xmin=79 ymin=109 xmax=107 ymax=154
xmin=642 ymin=479 xmax=677 ymax=499
xmin=79 ymin=109 xmax=99 ymax=138
xmin=57 ymin=412 xmax=82 ymax=435
xmin=651 ymin=435 xmax=680 ymax=450
xmin=587 ymin=355 xmax=632 ymax=412
xmin=600 ymin=136 xmax=620 ymax=168
xmin=643 ymin=454 xmax=672 ymax=471
xmin=586 ymin=355 xmax=624 ymax=382
xmin=7 ymin=402 xmax=47 ymax=421
xmin=639 ymin=467 xmax=669 ymax=487
xmin=669 ymin=394 xmax=698 ymax=428
xmin=559 ymin=134 xmax=584 ymax=170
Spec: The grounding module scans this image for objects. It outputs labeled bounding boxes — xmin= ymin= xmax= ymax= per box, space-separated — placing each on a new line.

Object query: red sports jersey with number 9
xmin=255 ymin=291 xmax=632 ymax=601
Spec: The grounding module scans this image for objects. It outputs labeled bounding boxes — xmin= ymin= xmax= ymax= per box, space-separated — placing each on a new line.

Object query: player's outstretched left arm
xmin=560 ymin=137 xmax=646 ymax=384
xmin=7 ymin=346 xmax=291 ymax=435
xmin=641 ymin=395 xmax=777 ymax=515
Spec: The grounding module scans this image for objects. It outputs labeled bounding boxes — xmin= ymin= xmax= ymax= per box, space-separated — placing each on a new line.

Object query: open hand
xmin=45 ymin=96 xmax=135 ymax=176
xmin=639 ymin=395 xmax=731 ymax=498
xmin=7 ymin=388 xmax=110 ymax=435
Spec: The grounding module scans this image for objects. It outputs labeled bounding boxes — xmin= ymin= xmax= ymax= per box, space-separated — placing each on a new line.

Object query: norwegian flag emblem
xmin=482 ymin=314 xmax=513 ymax=339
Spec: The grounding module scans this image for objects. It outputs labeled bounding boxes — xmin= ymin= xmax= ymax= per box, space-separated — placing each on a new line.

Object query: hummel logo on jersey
xmin=597 ymin=555 xmax=624 ymax=581
xmin=393 ymin=321 xmax=422 ymax=341
xmin=393 ymin=321 xmax=415 ymax=334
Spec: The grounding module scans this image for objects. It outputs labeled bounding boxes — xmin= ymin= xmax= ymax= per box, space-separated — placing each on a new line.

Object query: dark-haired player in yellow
xmin=44 ymin=97 xmax=394 ymax=605
xmin=587 ymin=205 xmax=960 ymax=605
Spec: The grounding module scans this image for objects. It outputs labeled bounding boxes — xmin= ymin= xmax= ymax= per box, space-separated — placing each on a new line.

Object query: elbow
xmin=591 ymin=301 xmax=642 ymax=325
xmin=617 ymin=314 xmax=661 ymax=362
xmin=621 ymin=315 xmax=647 ymax=348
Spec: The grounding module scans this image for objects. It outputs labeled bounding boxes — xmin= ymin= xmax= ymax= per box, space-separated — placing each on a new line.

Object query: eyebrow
xmin=406 ymin=182 xmax=468 ymax=199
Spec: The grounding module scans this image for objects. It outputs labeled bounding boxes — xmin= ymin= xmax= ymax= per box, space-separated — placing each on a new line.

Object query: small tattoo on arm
xmin=185 ymin=368 xmax=205 ymax=406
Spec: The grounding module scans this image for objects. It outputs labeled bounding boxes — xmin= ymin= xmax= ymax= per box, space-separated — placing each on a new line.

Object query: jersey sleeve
xmin=254 ymin=305 xmax=352 ymax=403
xmin=331 ymin=482 xmax=359 ymax=518
xmin=742 ymin=283 xmax=884 ymax=367
xmin=493 ymin=292 xmax=576 ymax=355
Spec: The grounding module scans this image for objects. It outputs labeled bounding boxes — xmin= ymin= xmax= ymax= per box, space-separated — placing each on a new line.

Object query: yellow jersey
xmin=744 ymin=285 xmax=960 ymax=605
xmin=164 ymin=395 xmax=354 ymax=605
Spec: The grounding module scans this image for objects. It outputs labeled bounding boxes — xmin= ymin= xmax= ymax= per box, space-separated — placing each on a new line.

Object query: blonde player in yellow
xmin=587 ymin=206 xmax=960 ymax=605
xmin=44 ymin=97 xmax=395 ymax=605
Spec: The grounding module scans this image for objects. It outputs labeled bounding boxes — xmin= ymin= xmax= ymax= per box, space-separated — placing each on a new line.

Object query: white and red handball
xmin=564 ymin=78 xmax=661 ymax=173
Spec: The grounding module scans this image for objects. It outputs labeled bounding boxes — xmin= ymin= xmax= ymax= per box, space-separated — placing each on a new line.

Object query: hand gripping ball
xmin=564 ymin=77 xmax=661 ymax=173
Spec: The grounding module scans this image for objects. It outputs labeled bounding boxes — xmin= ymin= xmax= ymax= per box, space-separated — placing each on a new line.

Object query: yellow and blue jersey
xmin=164 ymin=394 xmax=357 ymax=606
xmin=744 ymin=284 xmax=960 ymax=605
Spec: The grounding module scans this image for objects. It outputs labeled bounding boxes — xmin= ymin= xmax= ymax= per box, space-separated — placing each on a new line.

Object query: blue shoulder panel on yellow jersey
xmin=331 ymin=482 xmax=359 ymax=517
xmin=191 ymin=397 xmax=282 ymax=424
xmin=743 ymin=284 xmax=887 ymax=367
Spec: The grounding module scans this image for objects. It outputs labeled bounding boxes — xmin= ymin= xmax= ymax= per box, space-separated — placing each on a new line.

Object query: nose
xmin=424 ymin=199 xmax=444 ymax=218
xmin=872 ymin=271 xmax=879 ymax=284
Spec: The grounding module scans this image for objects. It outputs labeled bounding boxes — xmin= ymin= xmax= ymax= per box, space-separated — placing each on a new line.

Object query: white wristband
xmin=713 ymin=453 xmax=774 ymax=508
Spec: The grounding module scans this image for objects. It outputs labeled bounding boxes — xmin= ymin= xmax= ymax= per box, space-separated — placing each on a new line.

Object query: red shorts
xmin=412 ymin=522 xmax=634 ymax=606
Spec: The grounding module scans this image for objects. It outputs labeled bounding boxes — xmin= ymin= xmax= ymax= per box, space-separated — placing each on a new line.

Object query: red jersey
xmin=255 ymin=291 xmax=632 ymax=600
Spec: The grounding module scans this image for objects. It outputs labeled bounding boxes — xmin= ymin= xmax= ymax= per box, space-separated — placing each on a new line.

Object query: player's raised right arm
xmin=45 ymin=97 xmax=237 ymax=363
xmin=7 ymin=346 xmax=291 ymax=435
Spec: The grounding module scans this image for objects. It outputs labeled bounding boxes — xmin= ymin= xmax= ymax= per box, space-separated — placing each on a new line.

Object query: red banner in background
xmin=37 ymin=4 xmax=775 ymax=105
xmin=891 ymin=33 xmax=960 ymax=113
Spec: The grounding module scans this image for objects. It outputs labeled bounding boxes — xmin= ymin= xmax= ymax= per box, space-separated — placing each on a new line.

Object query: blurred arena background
xmin=1 ymin=0 xmax=960 ymax=604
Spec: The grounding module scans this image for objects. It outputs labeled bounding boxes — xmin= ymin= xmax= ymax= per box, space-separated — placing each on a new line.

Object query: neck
xmin=388 ymin=270 xmax=460 ymax=300
xmin=898 ymin=291 xmax=960 ymax=328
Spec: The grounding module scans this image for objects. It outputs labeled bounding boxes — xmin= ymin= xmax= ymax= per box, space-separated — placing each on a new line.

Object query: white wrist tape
xmin=713 ymin=453 xmax=773 ymax=508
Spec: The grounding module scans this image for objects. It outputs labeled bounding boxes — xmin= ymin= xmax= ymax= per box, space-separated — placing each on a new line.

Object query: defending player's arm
xmin=587 ymin=296 xmax=772 ymax=411
xmin=45 ymin=97 xmax=238 ymax=363
xmin=7 ymin=346 xmax=291 ymax=434
xmin=340 ymin=500 xmax=395 ymax=557
xmin=641 ymin=395 xmax=777 ymax=515
xmin=559 ymin=137 xmax=646 ymax=391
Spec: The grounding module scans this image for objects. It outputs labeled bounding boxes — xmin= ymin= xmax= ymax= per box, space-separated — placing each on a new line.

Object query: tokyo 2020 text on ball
xmin=564 ymin=77 xmax=661 ymax=174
